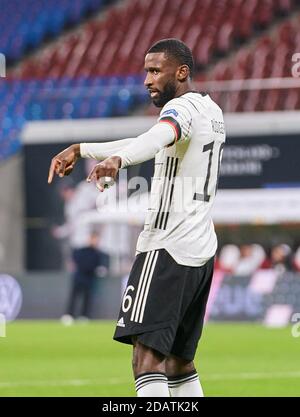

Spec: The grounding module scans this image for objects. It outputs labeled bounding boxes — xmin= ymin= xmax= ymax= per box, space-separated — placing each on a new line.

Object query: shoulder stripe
xmin=159 ymin=116 xmax=181 ymax=142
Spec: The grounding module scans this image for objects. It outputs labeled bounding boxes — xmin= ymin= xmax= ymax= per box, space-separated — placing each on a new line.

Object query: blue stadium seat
xmin=0 ymin=75 xmax=149 ymax=161
xmin=0 ymin=0 xmax=106 ymax=62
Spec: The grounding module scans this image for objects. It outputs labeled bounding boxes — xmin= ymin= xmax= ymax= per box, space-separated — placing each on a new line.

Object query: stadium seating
xmin=0 ymin=75 xmax=147 ymax=161
xmin=15 ymin=0 xmax=296 ymax=78
xmin=204 ymin=14 xmax=300 ymax=112
xmin=0 ymin=0 xmax=108 ymax=63
xmin=1 ymin=0 xmax=114 ymax=160
xmin=1 ymin=0 xmax=299 ymax=161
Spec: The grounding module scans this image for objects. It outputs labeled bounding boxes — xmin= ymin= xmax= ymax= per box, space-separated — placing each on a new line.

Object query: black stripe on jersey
xmin=154 ymin=157 xmax=179 ymax=230
xmin=154 ymin=156 xmax=172 ymax=229
xmin=158 ymin=158 xmax=177 ymax=229
xmin=157 ymin=157 xmax=175 ymax=229
xmin=159 ymin=116 xmax=182 ymax=142
xmin=162 ymin=157 xmax=179 ymax=230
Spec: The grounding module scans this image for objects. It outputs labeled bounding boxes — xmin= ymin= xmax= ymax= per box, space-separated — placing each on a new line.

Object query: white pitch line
xmin=0 ymin=377 xmax=130 ymax=388
xmin=0 ymin=371 xmax=300 ymax=389
xmin=203 ymin=371 xmax=300 ymax=381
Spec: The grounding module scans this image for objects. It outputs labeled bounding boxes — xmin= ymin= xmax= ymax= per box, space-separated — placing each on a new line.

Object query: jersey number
xmin=122 ymin=285 xmax=135 ymax=313
xmin=194 ymin=141 xmax=224 ymax=202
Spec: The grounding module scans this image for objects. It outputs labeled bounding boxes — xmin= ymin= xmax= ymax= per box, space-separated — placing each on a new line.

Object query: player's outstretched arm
xmin=80 ymin=138 xmax=134 ymax=160
xmin=85 ymin=122 xmax=176 ymax=191
xmin=48 ymin=138 xmax=136 ymax=184
xmin=48 ymin=144 xmax=81 ymax=184
xmin=111 ymin=122 xmax=176 ymax=169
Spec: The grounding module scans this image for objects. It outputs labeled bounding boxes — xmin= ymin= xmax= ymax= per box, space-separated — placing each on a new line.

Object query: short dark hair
xmin=147 ymin=38 xmax=194 ymax=78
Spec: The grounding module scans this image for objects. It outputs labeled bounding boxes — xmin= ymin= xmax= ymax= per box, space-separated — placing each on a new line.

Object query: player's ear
xmin=177 ymin=64 xmax=189 ymax=82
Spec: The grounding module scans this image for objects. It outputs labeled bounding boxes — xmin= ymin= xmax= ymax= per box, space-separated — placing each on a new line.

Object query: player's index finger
xmin=48 ymin=159 xmax=56 ymax=184
xmin=86 ymin=167 xmax=96 ymax=182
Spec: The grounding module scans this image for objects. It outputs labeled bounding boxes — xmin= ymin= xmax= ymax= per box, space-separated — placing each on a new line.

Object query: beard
xmin=151 ymin=80 xmax=177 ymax=107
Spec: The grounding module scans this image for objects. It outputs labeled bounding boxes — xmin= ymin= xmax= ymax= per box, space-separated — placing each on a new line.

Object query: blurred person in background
xmin=51 ymin=177 xmax=77 ymax=267
xmin=269 ymin=243 xmax=293 ymax=273
xmin=218 ymin=244 xmax=240 ymax=273
xmin=61 ymin=230 xmax=109 ymax=324
xmin=293 ymin=247 xmax=300 ymax=272
xmin=234 ymin=243 xmax=266 ymax=276
xmin=52 ymin=160 xmax=102 ymax=268
xmin=98 ymin=175 xmax=134 ymax=275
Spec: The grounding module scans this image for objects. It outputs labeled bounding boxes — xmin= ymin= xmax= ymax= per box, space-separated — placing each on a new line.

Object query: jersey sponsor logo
xmin=161 ymin=108 xmax=178 ymax=117
xmin=130 ymin=250 xmax=159 ymax=324
xmin=154 ymin=157 xmax=179 ymax=230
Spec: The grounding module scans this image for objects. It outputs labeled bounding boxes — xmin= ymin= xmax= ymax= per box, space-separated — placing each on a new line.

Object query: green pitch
xmin=0 ymin=321 xmax=299 ymax=397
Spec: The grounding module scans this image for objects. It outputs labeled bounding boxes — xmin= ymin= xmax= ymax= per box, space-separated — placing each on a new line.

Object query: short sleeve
xmin=157 ymin=98 xmax=193 ymax=144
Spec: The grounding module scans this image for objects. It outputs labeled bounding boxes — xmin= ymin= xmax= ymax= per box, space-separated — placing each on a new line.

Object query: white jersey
xmin=136 ymin=92 xmax=226 ymax=266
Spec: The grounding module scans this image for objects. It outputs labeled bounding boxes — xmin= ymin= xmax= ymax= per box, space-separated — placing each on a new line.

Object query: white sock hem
xmin=135 ymin=372 xmax=169 ymax=397
xmin=168 ymin=371 xmax=204 ymax=397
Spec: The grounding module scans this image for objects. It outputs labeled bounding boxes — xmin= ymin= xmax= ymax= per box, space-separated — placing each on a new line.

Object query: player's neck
xmin=174 ymin=82 xmax=195 ymax=99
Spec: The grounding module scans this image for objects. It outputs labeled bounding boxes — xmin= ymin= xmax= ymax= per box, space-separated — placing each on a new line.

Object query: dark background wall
xmin=17 ymin=271 xmax=124 ymax=320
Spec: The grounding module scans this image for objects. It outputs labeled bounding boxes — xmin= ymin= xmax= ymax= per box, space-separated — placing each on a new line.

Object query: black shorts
xmin=113 ymin=249 xmax=214 ymax=361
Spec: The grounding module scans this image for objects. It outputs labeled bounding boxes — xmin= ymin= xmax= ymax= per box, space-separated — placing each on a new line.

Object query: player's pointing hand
xmin=48 ymin=144 xmax=80 ymax=184
xmin=86 ymin=156 xmax=121 ymax=189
